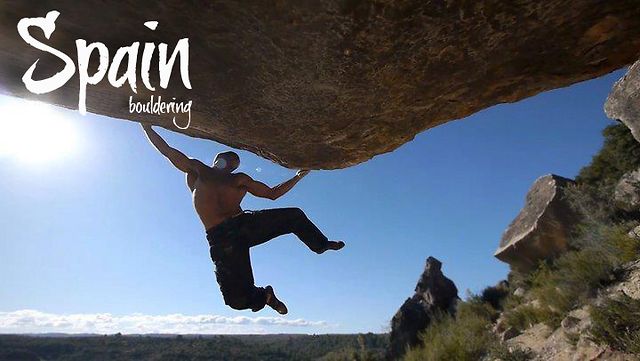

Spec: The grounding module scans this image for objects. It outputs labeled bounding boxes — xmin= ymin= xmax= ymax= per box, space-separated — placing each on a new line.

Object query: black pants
xmin=206 ymin=208 xmax=330 ymax=312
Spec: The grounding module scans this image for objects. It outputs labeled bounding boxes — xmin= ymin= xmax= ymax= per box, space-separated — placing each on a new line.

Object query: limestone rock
xmin=606 ymin=259 xmax=640 ymax=300
xmin=508 ymin=323 xmax=554 ymax=355
xmin=513 ymin=287 xmax=526 ymax=298
xmin=493 ymin=315 xmax=507 ymax=335
xmin=560 ymin=315 xmax=581 ymax=333
xmin=494 ymin=175 xmax=580 ymax=272
xmin=606 ymin=60 xmax=640 ymax=143
xmin=2 ymin=1 xmax=640 ymax=169
xmin=614 ymin=168 xmax=640 ymax=213
xmin=387 ymin=257 xmax=458 ymax=360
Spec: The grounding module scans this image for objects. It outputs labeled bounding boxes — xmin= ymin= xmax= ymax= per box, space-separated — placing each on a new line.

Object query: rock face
xmin=614 ymin=168 xmax=640 ymax=213
xmin=2 ymin=2 xmax=640 ymax=169
xmin=606 ymin=60 xmax=640 ymax=144
xmin=387 ymin=257 xmax=458 ymax=360
xmin=494 ymin=175 xmax=580 ymax=272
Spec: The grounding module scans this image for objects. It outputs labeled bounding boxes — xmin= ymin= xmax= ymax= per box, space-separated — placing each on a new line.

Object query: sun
xmin=0 ymin=97 xmax=80 ymax=164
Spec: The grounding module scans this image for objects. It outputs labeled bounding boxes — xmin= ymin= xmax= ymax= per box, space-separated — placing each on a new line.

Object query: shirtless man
xmin=142 ymin=125 xmax=345 ymax=314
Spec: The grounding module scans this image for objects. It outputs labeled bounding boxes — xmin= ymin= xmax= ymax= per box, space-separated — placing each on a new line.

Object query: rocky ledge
xmin=1 ymin=1 xmax=640 ymax=168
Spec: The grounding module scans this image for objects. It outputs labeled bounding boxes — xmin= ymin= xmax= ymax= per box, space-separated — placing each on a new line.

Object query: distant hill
xmin=0 ymin=333 xmax=388 ymax=361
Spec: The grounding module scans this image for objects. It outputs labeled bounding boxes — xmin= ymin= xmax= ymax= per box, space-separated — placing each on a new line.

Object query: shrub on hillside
xmin=502 ymin=220 xmax=639 ymax=331
xmin=589 ymin=293 xmax=640 ymax=355
xmin=576 ymin=123 xmax=640 ymax=186
xmin=503 ymin=303 xmax=552 ymax=332
xmin=480 ymin=283 xmax=510 ymax=311
xmin=564 ymin=182 xmax=618 ymax=226
xmin=532 ymin=247 xmax=615 ymax=309
xmin=403 ymin=297 xmax=531 ymax=361
xmin=403 ymin=305 xmax=492 ymax=361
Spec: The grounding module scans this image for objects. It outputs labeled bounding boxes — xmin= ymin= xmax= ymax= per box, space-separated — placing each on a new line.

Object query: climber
xmin=141 ymin=124 xmax=345 ymax=314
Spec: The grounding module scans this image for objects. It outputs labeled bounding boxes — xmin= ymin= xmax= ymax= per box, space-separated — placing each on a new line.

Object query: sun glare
xmin=0 ymin=98 xmax=80 ymax=164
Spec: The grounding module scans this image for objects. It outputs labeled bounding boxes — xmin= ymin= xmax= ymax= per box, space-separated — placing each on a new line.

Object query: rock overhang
xmin=2 ymin=1 xmax=640 ymax=169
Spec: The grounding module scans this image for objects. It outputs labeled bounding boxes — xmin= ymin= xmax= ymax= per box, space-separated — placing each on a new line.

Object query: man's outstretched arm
xmin=240 ymin=170 xmax=310 ymax=200
xmin=142 ymin=124 xmax=203 ymax=173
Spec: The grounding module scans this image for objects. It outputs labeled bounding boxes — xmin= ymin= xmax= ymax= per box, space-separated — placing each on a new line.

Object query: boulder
xmin=2 ymin=1 xmax=640 ymax=169
xmin=494 ymin=175 xmax=580 ymax=272
xmin=387 ymin=257 xmax=458 ymax=360
xmin=606 ymin=60 xmax=640 ymax=144
xmin=614 ymin=168 xmax=640 ymax=213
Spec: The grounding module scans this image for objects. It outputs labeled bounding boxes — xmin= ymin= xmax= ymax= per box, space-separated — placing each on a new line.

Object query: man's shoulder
xmin=190 ymin=158 xmax=209 ymax=171
xmin=233 ymin=172 xmax=252 ymax=182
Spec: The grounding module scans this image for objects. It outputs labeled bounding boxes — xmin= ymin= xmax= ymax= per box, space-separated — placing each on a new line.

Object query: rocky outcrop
xmin=606 ymin=60 xmax=640 ymax=144
xmin=2 ymin=1 xmax=640 ymax=169
xmin=387 ymin=257 xmax=458 ymax=360
xmin=607 ymin=259 xmax=640 ymax=300
xmin=614 ymin=168 xmax=640 ymax=213
xmin=494 ymin=175 xmax=580 ymax=272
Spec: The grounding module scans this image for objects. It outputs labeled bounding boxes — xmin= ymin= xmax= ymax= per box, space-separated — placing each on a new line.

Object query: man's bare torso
xmin=187 ymin=168 xmax=246 ymax=230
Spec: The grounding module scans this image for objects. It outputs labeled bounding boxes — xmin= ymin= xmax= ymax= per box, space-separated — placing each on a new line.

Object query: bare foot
xmin=265 ymin=285 xmax=288 ymax=315
xmin=319 ymin=240 xmax=345 ymax=254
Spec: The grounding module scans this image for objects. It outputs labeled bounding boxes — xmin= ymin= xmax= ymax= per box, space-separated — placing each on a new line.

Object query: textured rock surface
xmin=507 ymin=312 xmax=636 ymax=361
xmin=494 ymin=175 xmax=580 ymax=271
xmin=387 ymin=257 xmax=458 ymax=360
xmin=505 ymin=260 xmax=640 ymax=360
xmin=606 ymin=60 xmax=640 ymax=143
xmin=614 ymin=168 xmax=640 ymax=213
xmin=607 ymin=259 xmax=640 ymax=300
xmin=2 ymin=1 xmax=640 ymax=169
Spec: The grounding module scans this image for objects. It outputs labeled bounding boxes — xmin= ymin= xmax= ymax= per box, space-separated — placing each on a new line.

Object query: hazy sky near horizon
xmin=0 ymin=69 xmax=626 ymax=334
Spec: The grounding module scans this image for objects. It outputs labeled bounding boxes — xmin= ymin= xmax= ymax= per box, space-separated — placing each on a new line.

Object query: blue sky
xmin=0 ymin=69 xmax=624 ymax=334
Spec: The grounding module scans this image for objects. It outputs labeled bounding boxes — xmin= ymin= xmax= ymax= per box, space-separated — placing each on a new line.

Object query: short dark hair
xmin=215 ymin=151 xmax=239 ymax=163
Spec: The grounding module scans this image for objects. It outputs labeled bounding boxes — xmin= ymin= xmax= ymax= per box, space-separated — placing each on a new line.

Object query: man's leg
xmin=238 ymin=208 xmax=340 ymax=253
xmin=209 ymin=241 xmax=268 ymax=312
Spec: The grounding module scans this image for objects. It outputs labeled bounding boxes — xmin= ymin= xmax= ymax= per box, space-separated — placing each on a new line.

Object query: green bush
xmin=589 ymin=293 xmax=640 ymax=354
xmin=606 ymin=224 xmax=640 ymax=264
xmin=576 ymin=123 xmax=640 ymax=187
xmin=564 ymin=182 xmax=618 ymax=226
xmin=479 ymin=284 xmax=510 ymax=311
xmin=500 ymin=294 xmax=526 ymax=318
xmin=403 ymin=309 xmax=492 ymax=361
xmin=536 ymin=248 xmax=614 ymax=302
xmin=507 ymin=270 xmax=532 ymax=293
xmin=503 ymin=304 xmax=552 ymax=332
xmin=404 ymin=297 xmax=534 ymax=361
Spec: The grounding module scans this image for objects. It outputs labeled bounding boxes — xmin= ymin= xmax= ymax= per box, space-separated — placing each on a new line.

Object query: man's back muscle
xmin=191 ymin=169 xmax=246 ymax=229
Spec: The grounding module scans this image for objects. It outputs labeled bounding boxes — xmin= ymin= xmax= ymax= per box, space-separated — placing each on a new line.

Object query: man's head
xmin=213 ymin=151 xmax=240 ymax=172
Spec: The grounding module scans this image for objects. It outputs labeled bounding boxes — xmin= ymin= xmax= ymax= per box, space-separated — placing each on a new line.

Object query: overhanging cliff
xmin=1 ymin=1 xmax=640 ymax=169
